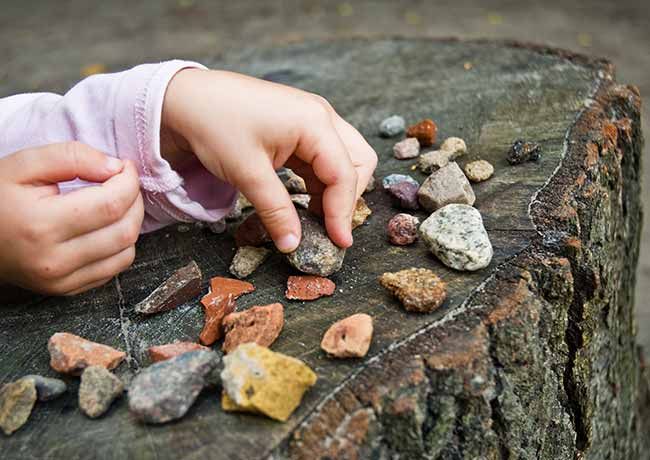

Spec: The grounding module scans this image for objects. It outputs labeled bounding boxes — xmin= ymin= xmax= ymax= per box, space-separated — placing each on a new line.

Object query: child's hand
xmin=0 ymin=142 xmax=144 ymax=295
xmin=161 ymin=69 xmax=378 ymax=253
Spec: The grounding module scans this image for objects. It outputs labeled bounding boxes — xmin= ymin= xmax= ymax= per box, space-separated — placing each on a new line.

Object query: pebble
xmin=235 ymin=212 xmax=272 ymax=247
xmin=22 ymin=375 xmax=67 ymax=401
xmin=229 ymin=246 xmax=271 ymax=279
xmin=320 ymin=313 xmax=373 ymax=358
xmin=352 ymin=197 xmax=372 ymax=229
xmin=379 ymin=268 xmax=447 ymax=313
xmin=222 ymin=303 xmax=284 ymax=354
xmin=278 ymin=168 xmax=307 ymax=194
xmin=387 ymin=214 xmax=420 ymax=246
xmin=417 ymin=162 xmax=476 ymax=212
xmin=128 ymin=350 xmax=220 ymax=424
xmin=439 ymin=137 xmax=467 ymax=156
xmin=0 ymin=378 xmax=36 ymax=435
xmin=464 ymin=160 xmax=494 ymax=182
xmin=406 ymin=119 xmax=437 ymax=147
xmin=387 ymin=182 xmax=419 ymax=210
xmin=393 ymin=138 xmax=420 ymax=159
xmin=226 ymin=193 xmax=254 ymax=221
xmin=206 ymin=220 xmax=226 ymax=234
xmin=148 ymin=342 xmax=210 ymax=363
xmin=134 ymin=261 xmax=203 ymax=315
xmin=364 ymin=175 xmax=376 ymax=193
xmin=378 ymin=115 xmax=406 ymax=138
xmin=199 ymin=276 xmax=254 ymax=346
xmin=286 ymin=275 xmax=336 ymax=300
xmin=78 ymin=366 xmax=124 ymax=418
xmin=507 ymin=139 xmax=542 ymax=164
xmin=48 ymin=332 xmax=126 ymax=375
xmin=419 ymin=204 xmax=493 ymax=271
xmin=221 ymin=343 xmax=317 ymax=421
xmin=286 ymin=211 xmax=345 ymax=276
xmin=382 ymin=174 xmax=419 ymax=190
xmin=291 ymin=194 xmax=311 ymax=209
xmin=418 ymin=137 xmax=467 ymax=173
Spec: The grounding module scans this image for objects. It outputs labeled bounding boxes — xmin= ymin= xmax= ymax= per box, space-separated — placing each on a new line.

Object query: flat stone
xmin=22 ymin=375 xmax=67 ymax=401
xmin=199 ymin=295 xmax=236 ymax=346
xmin=222 ymin=303 xmax=284 ymax=353
xmin=128 ymin=350 xmax=220 ymax=424
xmin=417 ymin=162 xmax=476 ymax=212
xmin=464 ymin=160 xmax=494 ymax=182
xmin=78 ymin=366 xmax=124 ymax=418
xmin=351 ymin=197 xmax=372 ymax=229
xmin=229 ymin=246 xmax=271 ymax=279
xmin=387 ymin=182 xmax=419 ymax=210
xmin=406 ymin=119 xmax=437 ymax=147
xmin=506 ymin=139 xmax=542 ymax=164
xmin=134 ymin=261 xmax=202 ymax=315
xmin=278 ymin=168 xmax=308 ymax=194
xmin=382 ymin=174 xmax=419 ymax=190
xmin=419 ymin=204 xmax=493 ymax=271
xmin=0 ymin=378 xmax=36 ymax=435
xmin=48 ymin=332 xmax=126 ymax=375
xmin=387 ymin=213 xmax=420 ymax=246
xmin=291 ymin=194 xmax=311 ymax=209
xmin=221 ymin=343 xmax=317 ymax=422
xmin=320 ymin=313 xmax=373 ymax=358
xmin=393 ymin=137 xmax=420 ymax=159
xmin=200 ymin=276 xmax=255 ymax=307
xmin=378 ymin=115 xmax=406 ymax=138
xmin=286 ymin=275 xmax=336 ymax=300
xmin=235 ymin=212 xmax=272 ymax=247
xmin=148 ymin=342 xmax=210 ymax=363
xmin=379 ymin=268 xmax=447 ymax=313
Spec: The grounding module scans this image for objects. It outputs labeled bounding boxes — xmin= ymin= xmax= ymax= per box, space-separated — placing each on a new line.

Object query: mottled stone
xmin=235 ymin=212 xmax=272 ymax=247
xmin=22 ymin=375 xmax=66 ymax=401
xmin=0 ymin=379 xmax=36 ymax=435
xmin=279 ymin=168 xmax=308 ymax=194
xmin=148 ymin=342 xmax=210 ymax=363
xmin=291 ymin=194 xmax=311 ymax=209
xmin=48 ymin=333 xmax=126 ymax=375
xmin=406 ymin=119 xmax=437 ymax=147
xmin=134 ymin=261 xmax=202 ymax=315
xmin=352 ymin=197 xmax=372 ymax=229
xmin=417 ymin=162 xmax=476 ymax=212
xmin=464 ymin=160 xmax=494 ymax=182
xmin=378 ymin=115 xmax=406 ymax=138
xmin=222 ymin=303 xmax=284 ymax=353
xmin=387 ymin=182 xmax=419 ymax=210
xmin=387 ymin=214 xmax=420 ymax=246
xmin=382 ymin=174 xmax=419 ymax=190
xmin=229 ymin=246 xmax=271 ymax=279
xmin=439 ymin=137 xmax=467 ymax=156
xmin=321 ymin=313 xmax=373 ymax=358
xmin=128 ymin=350 xmax=220 ymax=424
xmin=286 ymin=275 xmax=336 ymax=300
xmin=78 ymin=366 xmax=124 ymax=418
xmin=393 ymin=137 xmax=420 ymax=159
xmin=420 ymin=204 xmax=493 ymax=271
xmin=379 ymin=268 xmax=447 ymax=313
xmin=221 ymin=343 xmax=317 ymax=421
xmin=506 ymin=139 xmax=542 ymax=164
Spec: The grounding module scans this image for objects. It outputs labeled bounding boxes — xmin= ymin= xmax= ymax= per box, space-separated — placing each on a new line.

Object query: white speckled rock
xmin=378 ymin=115 xmax=406 ymax=137
xmin=418 ymin=137 xmax=467 ymax=173
xmin=419 ymin=204 xmax=493 ymax=271
xmin=393 ymin=138 xmax=420 ymax=159
xmin=417 ymin=162 xmax=475 ymax=212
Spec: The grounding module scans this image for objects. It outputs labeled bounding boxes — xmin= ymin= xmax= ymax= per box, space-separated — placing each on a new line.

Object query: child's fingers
xmin=63 ymin=277 xmax=114 ymax=296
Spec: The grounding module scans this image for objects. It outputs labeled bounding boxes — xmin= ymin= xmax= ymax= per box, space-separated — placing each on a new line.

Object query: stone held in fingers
xmin=78 ymin=366 xmax=124 ymax=418
xmin=393 ymin=137 xmax=420 ymax=159
xmin=351 ymin=197 xmax=372 ymax=229
xmin=464 ymin=160 xmax=494 ymax=182
xmin=382 ymin=174 xmax=419 ymax=190
xmin=286 ymin=275 xmax=336 ymax=300
xmin=417 ymin=162 xmax=476 ymax=212
xmin=134 ymin=260 xmax=203 ymax=315
xmin=48 ymin=332 xmax=126 ymax=375
xmin=506 ymin=139 xmax=542 ymax=164
xmin=0 ymin=378 xmax=37 ymax=435
xmin=290 ymin=194 xmax=311 ymax=209
xmin=387 ymin=182 xmax=419 ymax=210
xmin=22 ymin=375 xmax=67 ymax=401
xmin=379 ymin=268 xmax=447 ymax=313
xmin=229 ymin=246 xmax=271 ymax=279
xmin=235 ymin=212 xmax=272 ymax=247
xmin=148 ymin=342 xmax=210 ymax=363
xmin=222 ymin=303 xmax=284 ymax=353
xmin=321 ymin=313 xmax=373 ymax=358
xmin=406 ymin=119 xmax=437 ymax=147
xmin=378 ymin=115 xmax=406 ymax=138
xmin=387 ymin=213 xmax=420 ymax=246
xmin=278 ymin=168 xmax=308 ymax=194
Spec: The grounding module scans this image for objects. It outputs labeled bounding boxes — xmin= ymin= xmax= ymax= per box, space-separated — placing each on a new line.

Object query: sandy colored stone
xmin=226 ymin=193 xmax=254 ymax=221
xmin=387 ymin=182 xmax=419 ymax=210
xmin=222 ymin=303 xmax=284 ymax=353
xmin=379 ymin=268 xmax=447 ymax=313
xmin=221 ymin=343 xmax=317 ymax=421
xmin=352 ymin=197 xmax=372 ymax=229
xmin=418 ymin=149 xmax=453 ymax=173
xmin=387 ymin=213 xmax=420 ymax=246
xmin=464 ymin=160 xmax=494 ymax=182
xmin=134 ymin=260 xmax=203 ymax=315
xmin=148 ymin=342 xmax=210 ymax=363
xmin=406 ymin=119 xmax=437 ymax=147
xmin=79 ymin=366 xmax=124 ymax=418
xmin=48 ymin=332 xmax=126 ymax=375
xmin=417 ymin=162 xmax=476 ymax=212
xmin=321 ymin=313 xmax=373 ymax=358
xmin=229 ymin=246 xmax=271 ymax=279
xmin=286 ymin=275 xmax=336 ymax=300
xmin=439 ymin=137 xmax=467 ymax=156
xmin=378 ymin=115 xmax=405 ymax=138
xmin=235 ymin=212 xmax=272 ymax=247
xmin=0 ymin=378 xmax=36 ymax=435
xmin=22 ymin=375 xmax=66 ymax=402
xmin=393 ymin=137 xmax=420 ymax=159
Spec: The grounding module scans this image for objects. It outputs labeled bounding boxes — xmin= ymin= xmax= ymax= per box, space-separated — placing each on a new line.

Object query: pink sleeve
xmin=0 ymin=60 xmax=237 ymax=233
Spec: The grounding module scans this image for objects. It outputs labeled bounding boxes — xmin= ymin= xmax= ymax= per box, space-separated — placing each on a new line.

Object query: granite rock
xmin=0 ymin=378 xmax=36 ymax=435
xmin=406 ymin=119 xmax=437 ymax=147
xmin=382 ymin=174 xmax=419 ymax=190
xmin=286 ymin=211 xmax=345 ymax=276
xmin=464 ymin=160 xmax=494 ymax=182
xmin=387 ymin=182 xmax=419 ymax=210
xmin=22 ymin=375 xmax=66 ymax=401
xmin=321 ymin=313 xmax=373 ymax=358
xmin=222 ymin=303 xmax=284 ymax=353
xmin=134 ymin=261 xmax=203 ymax=315
xmin=148 ymin=342 xmax=210 ymax=363
xmin=387 ymin=213 xmax=420 ymax=246
xmin=379 ymin=268 xmax=447 ymax=313
xmin=352 ymin=197 xmax=372 ymax=229
xmin=506 ymin=139 xmax=541 ymax=164
xmin=393 ymin=137 xmax=420 ymax=159
xmin=417 ymin=162 xmax=476 ymax=212
xmin=378 ymin=115 xmax=406 ymax=138
xmin=229 ymin=246 xmax=271 ymax=279
xmin=235 ymin=212 xmax=272 ymax=247
xmin=286 ymin=275 xmax=336 ymax=300
xmin=79 ymin=366 xmax=124 ymax=418
xmin=48 ymin=332 xmax=126 ymax=375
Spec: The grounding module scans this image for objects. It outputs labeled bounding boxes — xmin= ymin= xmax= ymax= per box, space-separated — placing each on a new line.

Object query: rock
xmin=279 ymin=168 xmax=308 ymax=194
xmin=226 ymin=193 xmax=254 ymax=221
xmin=48 ymin=332 xmax=126 ymax=375
xmin=387 ymin=182 xmax=419 ymax=210
xmin=229 ymin=246 xmax=271 ymax=279
xmin=382 ymin=174 xmax=419 ymax=190
xmin=379 ymin=268 xmax=447 ymax=313
xmin=417 ymin=162 xmax=476 ymax=212
xmin=206 ymin=220 xmax=227 ymax=234
xmin=364 ymin=175 xmax=376 ymax=193
xmin=351 ymin=197 xmax=372 ymax=229
xmin=286 ymin=211 xmax=346 ymax=276
xmin=199 ymin=278 xmax=253 ymax=346
xmin=221 ymin=343 xmax=317 ymax=421
xmin=0 ymin=379 xmax=36 ymax=435
xmin=286 ymin=275 xmax=336 ymax=300
xmin=393 ymin=138 xmax=420 ymax=159
xmin=378 ymin=115 xmax=406 ymax=138
xmin=222 ymin=303 xmax=284 ymax=353
xmin=128 ymin=350 xmax=220 ymax=424
xmin=78 ymin=366 xmax=124 ymax=418
xmin=22 ymin=375 xmax=66 ymax=401
xmin=387 ymin=213 xmax=420 ymax=246
xmin=506 ymin=139 xmax=542 ymax=164
xmin=134 ymin=261 xmax=202 ymax=315
xmin=235 ymin=212 xmax=272 ymax=247
xmin=418 ymin=149 xmax=452 ymax=173
xmin=148 ymin=342 xmax=210 ymax=363
xmin=291 ymin=194 xmax=311 ymax=209
xmin=201 ymin=276 xmax=255 ymax=306
xmin=439 ymin=137 xmax=467 ymax=156
xmin=464 ymin=160 xmax=494 ymax=182
xmin=320 ymin=313 xmax=373 ymax=358
xmin=406 ymin=119 xmax=437 ymax=147
xmin=419 ymin=204 xmax=493 ymax=271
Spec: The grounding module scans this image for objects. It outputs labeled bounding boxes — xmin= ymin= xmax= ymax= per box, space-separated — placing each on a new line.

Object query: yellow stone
xmin=352 ymin=197 xmax=372 ymax=230
xmin=220 ymin=343 xmax=317 ymax=422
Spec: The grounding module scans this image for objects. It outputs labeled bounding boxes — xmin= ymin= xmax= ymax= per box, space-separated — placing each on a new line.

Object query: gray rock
xmin=0 ymin=378 xmax=36 ymax=435
xmin=134 ymin=261 xmax=203 ymax=315
xmin=290 ymin=194 xmax=311 ymax=209
xmin=278 ymin=168 xmax=307 ymax=194
xmin=22 ymin=375 xmax=66 ymax=401
xmin=229 ymin=246 xmax=271 ymax=279
xmin=417 ymin=162 xmax=476 ymax=212
xmin=79 ymin=366 xmax=124 ymax=418
xmin=382 ymin=174 xmax=419 ymax=190
xmin=418 ymin=149 xmax=453 ymax=173
xmin=393 ymin=138 xmax=420 ymax=159
xmin=286 ymin=211 xmax=345 ymax=276
xmin=378 ymin=115 xmax=406 ymax=137
xmin=419 ymin=204 xmax=493 ymax=271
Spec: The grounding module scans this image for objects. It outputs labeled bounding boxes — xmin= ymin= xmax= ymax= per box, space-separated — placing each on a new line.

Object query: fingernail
xmin=105 ymin=157 xmax=123 ymax=173
xmin=277 ymin=233 xmax=300 ymax=253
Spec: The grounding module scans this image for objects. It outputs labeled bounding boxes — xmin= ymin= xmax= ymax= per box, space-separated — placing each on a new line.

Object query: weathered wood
xmin=0 ymin=39 xmax=646 ymax=459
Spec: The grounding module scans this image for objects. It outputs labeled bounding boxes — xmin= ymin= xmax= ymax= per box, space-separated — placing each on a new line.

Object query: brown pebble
xmin=134 ymin=261 xmax=203 ymax=315
xmin=406 ymin=119 xmax=437 ymax=147
xmin=286 ymin=275 xmax=336 ymax=300
xmin=148 ymin=342 xmax=210 ymax=363
xmin=352 ymin=197 xmax=372 ymax=229
xmin=464 ymin=160 xmax=494 ymax=182
xmin=48 ymin=333 xmax=126 ymax=375
xmin=222 ymin=303 xmax=284 ymax=353
xmin=235 ymin=213 xmax=271 ymax=247
xmin=321 ymin=313 xmax=373 ymax=358
xmin=379 ymin=268 xmax=447 ymax=313
xmin=387 ymin=214 xmax=420 ymax=246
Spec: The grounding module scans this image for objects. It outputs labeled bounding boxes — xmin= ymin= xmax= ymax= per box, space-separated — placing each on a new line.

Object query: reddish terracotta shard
xmin=148 ymin=342 xmax=210 ymax=363
xmin=201 ymin=277 xmax=255 ymax=307
xmin=222 ymin=303 xmax=284 ymax=353
xmin=48 ymin=333 xmax=126 ymax=375
xmin=199 ymin=295 xmax=236 ymax=346
xmin=234 ymin=213 xmax=272 ymax=247
xmin=286 ymin=275 xmax=336 ymax=301
xmin=406 ymin=119 xmax=438 ymax=147
xmin=321 ymin=313 xmax=373 ymax=358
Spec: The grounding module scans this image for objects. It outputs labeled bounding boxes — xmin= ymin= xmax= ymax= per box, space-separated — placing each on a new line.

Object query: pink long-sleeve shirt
xmin=0 ymin=60 xmax=236 ymax=232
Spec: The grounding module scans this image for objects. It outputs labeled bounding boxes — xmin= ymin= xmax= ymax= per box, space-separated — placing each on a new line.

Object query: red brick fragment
xmin=321 ymin=313 xmax=373 ymax=358
xmin=48 ymin=333 xmax=126 ymax=375
xmin=148 ymin=342 xmax=210 ymax=363
xmin=406 ymin=119 xmax=437 ymax=147
xmin=286 ymin=275 xmax=336 ymax=301
xmin=222 ymin=303 xmax=284 ymax=353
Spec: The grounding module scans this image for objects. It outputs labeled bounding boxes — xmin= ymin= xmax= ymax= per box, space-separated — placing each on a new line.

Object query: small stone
xmin=418 ymin=149 xmax=452 ymax=173
xmin=378 ymin=115 xmax=406 ymax=138
xmin=48 ymin=333 xmax=126 ymax=375
xmin=278 ymin=168 xmax=307 ymax=194
xmin=128 ymin=350 xmax=220 ymax=424
xmin=291 ymin=194 xmax=311 ymax=209
xmin=226 ymin=193 xmax=253 ymax=221
xmin=417 ymin=162 xmax=476 ymax=212
xmin=387 ymin=182 xmax=419 ymax=210
xmin=406 ymin=119 xmax=437 ymax=147
xmin=134 ymin=261 xmax=202 ymax=315
xmin=352 ymin=197 xmax=372 ymax=229
xmin=439 ymin=137 xmax=467 ymax=156
xmin=0 ymin=379 xmax=36 ymax=435
xmin=235 ymin=212 xmax=272 ymax=247
xmin=364 ymin=175 xmax=376 ymax=193
xmin=387 ymin=214 xmax=420 ymax=246
xmin=419 ymin=204 xmax=493 ymax=271
xmin=201 ymin=276 xmax=255 ymax=307
xmin=206 ymin=220 xmax=227 ymax=234
xmin=22 ymin=375 xmax=67 ymax=401
xmin=382 ymin=174 xmax=419 ymax=190
xmin=229 ymin=246 xmax=271 ymax=279
xmin=286 ymin=211 xmax=346 ymax=276
xmin=321 ymin=313 xmax=373 ymax=358
xmin=464 ymin=160 xmax=494 ymax=182
xmin=506 ymin=139 xmax=542 ymax=164
xmin=286 ymin=275 xmax=336 ymax=300
xmin=222 ymin=303 xmax=284 ymax=353
xmin=78 ymin=366 xmax=124 ymax=418
xmin=221 ymin=343 xmax=317 ymax=421
xmin=379 ymin=268 xmax=447 ymax=313
xmin=199 ymin=277 xmax=254 ymax=346
xmin=148 ymin=342 xmax=210 ymax=363
xmin=393 ymin=138 xmax=420 ymax=159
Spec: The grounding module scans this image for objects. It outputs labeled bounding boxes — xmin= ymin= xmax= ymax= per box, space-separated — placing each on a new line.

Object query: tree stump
xmin=1 ymin=39 xmax=648 ymax=459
